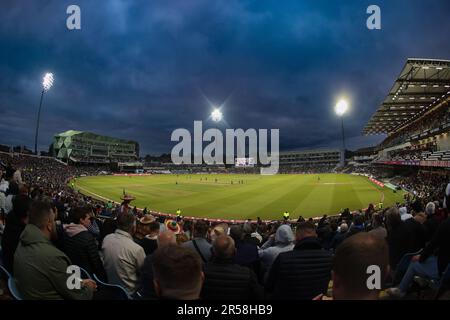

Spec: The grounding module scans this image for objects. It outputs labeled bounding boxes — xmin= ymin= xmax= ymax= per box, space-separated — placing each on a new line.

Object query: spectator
xmin=368 ymin=213 xmax=387 ymax=240
xmin=210 ymin=223 xmax=228 ymax=242
xmin=365 ymin=204 xmax=375 ymax=221
xmin=86 ymin=209 xmax=101 ymax=240
xmin=399 ymin=206 xmax=412 ymax=221
xmin=434 ymin=201 xmax=446 ymax=223
xmin=152 ymin=245 xmax=203 ymax=300
xmin=387 ymin=217 xmax=450 ymax=298
xmin=406 ymin=211 xmax=427 ymax=250
xmin=345 ymin=215 xmax=365 ymax=238
xmin=318 ymin=214 xmax=328 ymax=229
xmin=102 ymin=211 xmax=145 ymax=295
xmin=138 ymin=219 xmax=160 ymax=256
xmin=201 ymin=235 xmax=263 ymax=300
xmin=265 ymin=221 xmax=333 ymax=300
xmin=138 ymin=230 xmax=177 ymax=299
xmin=332 ymin=233 xmax=389 ymax=300
xmin=243 ymin=222 xmax=262 ymax=246
xmin=318 ymin=221 xmax=337 ymax=250
xmin=14 ymin=200 xmax=96 ymax=299
xmin=3 ymin=181 xmax=19 ymax=214
xmin=1 ymin=194 xmax=32 ymax=273
xmin=134 ymin=214 xmax=155 ymax=240
xmin=385 ymin=207 xmax=426 ymax=271
xmin=330 ymin=223 xmax=348 ymax=250
xmin=259 ymin=224 xmax=294 ymax=280
xmin=423 ymin=202 xmax=440 ymax=241
xmin=229 ymin=225 xmax=260 ymax=274
xmin=182 ymin=220 xmax=212 ymax=264
xmin=62 ymin=206 xmax=106 ymax=281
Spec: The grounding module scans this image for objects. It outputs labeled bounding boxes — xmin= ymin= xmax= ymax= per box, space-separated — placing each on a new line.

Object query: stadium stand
xmin=0 ymin=145 xmax=449 ymax=300
xmin=278 ymin=149 xmax=343 ymax=173
xmin=52 ymin=130 xmax=141 ymax=168
xmin=0 ymin=59 xmax=449 ymax=301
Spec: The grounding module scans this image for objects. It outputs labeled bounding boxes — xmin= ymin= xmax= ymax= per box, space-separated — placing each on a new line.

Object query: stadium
xmin=1 ymin=1 xmax=450 ymax=306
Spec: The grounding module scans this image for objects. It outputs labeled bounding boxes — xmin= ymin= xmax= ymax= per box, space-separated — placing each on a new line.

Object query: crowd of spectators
xmin=380 ymin=102 xmax=450 ymax=150
xmin=387 ymin=144 xmax=437 ymax=161
xmin=0 ymin=152 xmax=449 ymax=300
xmin=394 ymin=171 xmax=449 ymax=202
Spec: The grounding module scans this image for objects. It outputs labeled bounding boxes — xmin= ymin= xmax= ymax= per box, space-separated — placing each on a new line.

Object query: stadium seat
xmin=93 ymin=273 xmax=130 ymax=300
xmin=8 ymin=278 xmax=23 ymax=300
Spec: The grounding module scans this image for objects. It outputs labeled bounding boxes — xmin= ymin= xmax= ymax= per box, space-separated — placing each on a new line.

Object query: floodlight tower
xmin=210 ymin=107 xmax=223 ymax=165
xmin=34 ymin=72 xmax=54 ymax=154
xmin=335 ymin=99 xmax=349 ymax=166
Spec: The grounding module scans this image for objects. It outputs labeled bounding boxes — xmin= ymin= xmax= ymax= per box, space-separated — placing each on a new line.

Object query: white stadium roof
xmin=363 ymin=58 xmax=450 ymax=135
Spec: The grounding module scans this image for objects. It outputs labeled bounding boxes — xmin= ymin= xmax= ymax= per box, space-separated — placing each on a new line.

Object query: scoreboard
xmin=235 ymin=157 xmax=255 ymax=167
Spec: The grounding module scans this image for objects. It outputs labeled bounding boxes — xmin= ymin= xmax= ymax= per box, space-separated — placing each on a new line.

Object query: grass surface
xmin=73 ymin=174 xmax=405 ymax=220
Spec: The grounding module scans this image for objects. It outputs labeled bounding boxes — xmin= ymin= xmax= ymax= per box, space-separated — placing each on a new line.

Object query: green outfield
xmin=72 ymin=174 xmax=405 ymax=220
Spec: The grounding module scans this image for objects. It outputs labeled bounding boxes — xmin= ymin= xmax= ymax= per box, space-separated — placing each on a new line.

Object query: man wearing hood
xmin=399 ymin=206 xmax=413 ymax=221
xmin=14 ymin=199 xmax=96 ymax=299
xmin=259 ymin=224 xmax=294 ymax=281
xmin=265 ymin=221 xmax=332 ymax=300
xmin=62 ymin=205 xmax=106 ymax=281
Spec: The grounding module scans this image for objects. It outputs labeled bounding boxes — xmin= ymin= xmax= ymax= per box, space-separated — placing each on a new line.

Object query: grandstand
xmin=52 ymin=130 xmax=140 ymax=165
xmin=364 ymin=58 xmax=450 ymax=167
xmin=279 ymin=149 xmax=343 ymax=173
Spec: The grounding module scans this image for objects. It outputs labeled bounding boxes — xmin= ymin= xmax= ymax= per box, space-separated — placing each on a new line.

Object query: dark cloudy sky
xmin=1 ymin=0 xmax=450 ymax=155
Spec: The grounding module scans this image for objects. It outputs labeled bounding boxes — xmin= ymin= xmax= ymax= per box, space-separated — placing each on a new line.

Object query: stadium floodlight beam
xmin=335 ymin=99 xmax=348 ymax=163
xmin=211 ymin=108 xmax=223 ymax=122
xmin=34 ymin=72 xmax=54 ymax=154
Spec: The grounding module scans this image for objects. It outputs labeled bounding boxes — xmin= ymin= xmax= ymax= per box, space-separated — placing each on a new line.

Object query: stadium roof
xmin=54 ymin=130 xmax=137 ymax=145
xmin=54 ymin=130 xmax=83 ymax=137
xmin=363 ymin=58 xmax=450 ymax=135
xmin=280 ymin=148 xmax=341 ymax=155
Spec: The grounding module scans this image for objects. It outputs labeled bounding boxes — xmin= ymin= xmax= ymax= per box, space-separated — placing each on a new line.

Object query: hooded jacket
xmin=265 ymin=237 xmax=333 ymax=300
xmin=63 ymin=223 xmax=107 ymax=281
xmin=259 ymin=225 xmax=295 ymax=275
xmin=13 ymin=224 xmax=93 ymax=300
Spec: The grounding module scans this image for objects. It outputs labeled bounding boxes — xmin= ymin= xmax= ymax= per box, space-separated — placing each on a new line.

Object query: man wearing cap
xmin=283 ymin=211 xmax=290 ymax=221
xmin=176 ymin=208 xmax=182 ymax=219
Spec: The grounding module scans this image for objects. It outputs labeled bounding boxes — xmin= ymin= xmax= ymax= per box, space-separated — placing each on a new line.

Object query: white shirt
xmin=102 ymin=229 xmax=145 ymax=295
xmin=444 ymin=183 xmax=450 ymax=208
xmin=0 ymin=179 xmax=9 ymax=213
